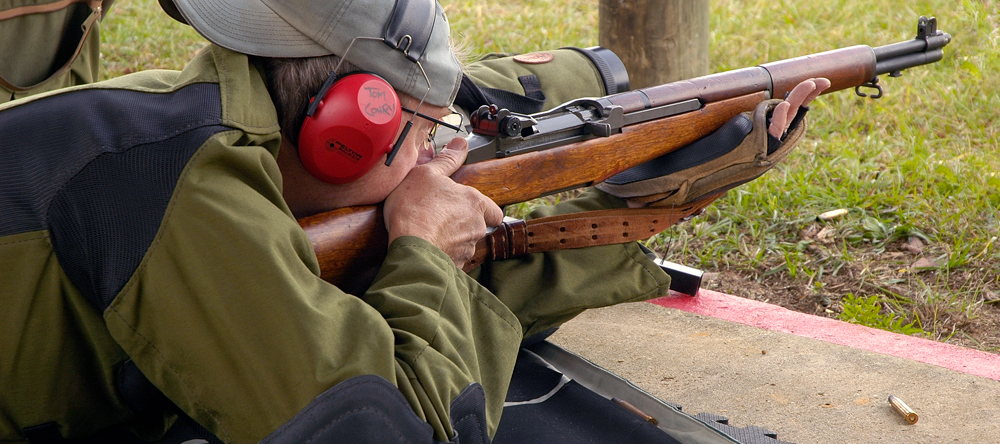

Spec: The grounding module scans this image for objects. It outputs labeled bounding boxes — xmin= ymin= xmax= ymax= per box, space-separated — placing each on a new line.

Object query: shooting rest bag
xmin=0 ymin=0 xmax=110 ymax=103
xmin=596 ymin=99 xmax=808 ymax=207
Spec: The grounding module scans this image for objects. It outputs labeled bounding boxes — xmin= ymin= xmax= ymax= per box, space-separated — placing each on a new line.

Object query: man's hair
xmin=257 ymin=55 xmax=360 ymax=148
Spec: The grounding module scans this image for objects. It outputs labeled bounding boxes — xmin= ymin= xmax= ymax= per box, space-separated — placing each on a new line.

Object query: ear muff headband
xmin=298 ymin=72 xmax=403 ymax=184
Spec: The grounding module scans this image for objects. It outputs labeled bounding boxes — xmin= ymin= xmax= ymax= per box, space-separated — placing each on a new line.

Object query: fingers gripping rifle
xmin=300 ymin=17 xmax=950 ymax=291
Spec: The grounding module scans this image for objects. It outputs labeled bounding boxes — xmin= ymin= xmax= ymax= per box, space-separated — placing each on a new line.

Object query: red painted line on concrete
xmin=649 ymin=289 xmax=1000 ymax=382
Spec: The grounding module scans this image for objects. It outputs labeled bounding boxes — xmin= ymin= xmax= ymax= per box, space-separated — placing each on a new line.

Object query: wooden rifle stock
xmin=450 ymin=92 xmax=766 ymax=206
xmin=300 ymin=17 xmax=951 ymax=291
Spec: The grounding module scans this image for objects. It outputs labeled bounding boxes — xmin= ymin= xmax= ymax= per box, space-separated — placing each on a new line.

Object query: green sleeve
xmin=0 ymin=0 xmax=106 ymax=102
xmin=368 ymin=237 xmax=522 ymax=439
xmin=103 ymin=131 xmax=521 ymax=443
xmin=464 ymin=48 xmax=611 ymax=110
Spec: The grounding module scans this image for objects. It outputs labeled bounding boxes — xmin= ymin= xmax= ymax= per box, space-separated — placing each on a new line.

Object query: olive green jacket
xmin=0 ymin=45 xmax=669 ymax=443
xmin=0 ymin=0 xmax=112 ymax=102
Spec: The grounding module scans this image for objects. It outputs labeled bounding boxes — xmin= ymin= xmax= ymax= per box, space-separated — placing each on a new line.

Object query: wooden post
xmin=599 ymin=0 xmax=709 ymax=89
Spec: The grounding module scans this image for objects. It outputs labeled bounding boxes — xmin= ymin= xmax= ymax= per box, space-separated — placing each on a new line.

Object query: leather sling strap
xmin=464 ymin=194 xmax=716 ymax=271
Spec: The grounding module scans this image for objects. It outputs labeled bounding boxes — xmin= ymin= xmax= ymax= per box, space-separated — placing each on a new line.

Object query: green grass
xmin=839 ymin=293 xmax=924 ymax=336
xmin=100 ymin=0 xmax=999 ymax=348
xmin=99 ymin=0 xmax=204 ymax=76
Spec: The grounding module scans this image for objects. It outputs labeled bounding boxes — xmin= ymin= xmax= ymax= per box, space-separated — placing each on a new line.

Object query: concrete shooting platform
xmin=549 ymin=289 xmax=1000 ymax=444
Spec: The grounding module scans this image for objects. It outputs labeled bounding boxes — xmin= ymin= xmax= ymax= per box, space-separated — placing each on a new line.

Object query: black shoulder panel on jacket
xmin=0 ymin=83 xmax=230 ymax=311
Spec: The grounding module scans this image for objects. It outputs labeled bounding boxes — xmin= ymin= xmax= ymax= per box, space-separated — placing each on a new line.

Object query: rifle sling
xmin=464 ymin=195 xmax=715 ymax=271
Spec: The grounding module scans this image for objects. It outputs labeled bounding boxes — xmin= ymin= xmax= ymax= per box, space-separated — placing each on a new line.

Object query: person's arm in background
xmin=0 ymin=0 xmax=113 ymax=102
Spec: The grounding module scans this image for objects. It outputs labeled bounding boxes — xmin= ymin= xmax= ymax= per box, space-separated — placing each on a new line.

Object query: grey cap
xmin=159 ymin=0 xmax=462 ymax=107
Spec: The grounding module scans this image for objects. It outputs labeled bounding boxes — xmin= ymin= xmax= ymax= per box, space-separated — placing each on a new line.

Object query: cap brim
xmin=157 ymin=0 xmax=187 ymax=24
xmin=169 ymin=0 xmax=331 ymax=58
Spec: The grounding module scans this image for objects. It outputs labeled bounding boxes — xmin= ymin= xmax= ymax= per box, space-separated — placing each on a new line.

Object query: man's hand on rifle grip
xmin=768 ymin=77 xmax=831 ymax=138
xmin=384 ymin=138 xmax=505 ymax=268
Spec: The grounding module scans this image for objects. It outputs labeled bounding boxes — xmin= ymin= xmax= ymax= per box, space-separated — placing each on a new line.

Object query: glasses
xmin=401 ymin=107 xmax=464 ymax=145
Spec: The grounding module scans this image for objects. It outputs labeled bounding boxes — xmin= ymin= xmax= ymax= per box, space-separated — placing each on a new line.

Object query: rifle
xmin=300 ymin=16 xmax=951 ymax=292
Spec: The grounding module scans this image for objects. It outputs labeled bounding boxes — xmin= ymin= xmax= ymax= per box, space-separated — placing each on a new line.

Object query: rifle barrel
xmin=873 ymin=35 xmax=950 ymax=75
xmin=876 ymin=49 xmax=945 ymax=76
xmin=873 ymin=15 xmax=951 ymax=75
xmin=603 ymin=17 xmax=951 ymax=116
xmin=602 ymin=43 xmax=882 ymax=116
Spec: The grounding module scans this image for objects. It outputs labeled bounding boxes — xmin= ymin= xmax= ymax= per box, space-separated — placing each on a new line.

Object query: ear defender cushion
xmin=298 ymin=74 xmax=403 ymax=184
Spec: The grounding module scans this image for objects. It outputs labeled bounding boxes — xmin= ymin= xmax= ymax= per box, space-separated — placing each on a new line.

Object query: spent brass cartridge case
xmin=888 ymin=395 xmax=918 ymax=424
xmin=612 ymin=397 xmax=658 ymax=425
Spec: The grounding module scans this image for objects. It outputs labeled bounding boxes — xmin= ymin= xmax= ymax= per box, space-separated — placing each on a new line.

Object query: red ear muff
xmin=298 ymin=73 xmax=403 ymax=184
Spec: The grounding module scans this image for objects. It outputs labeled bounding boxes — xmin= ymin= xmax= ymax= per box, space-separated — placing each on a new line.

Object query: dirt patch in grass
xmin=673 ymin=242 xmax=1000 ymax=355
